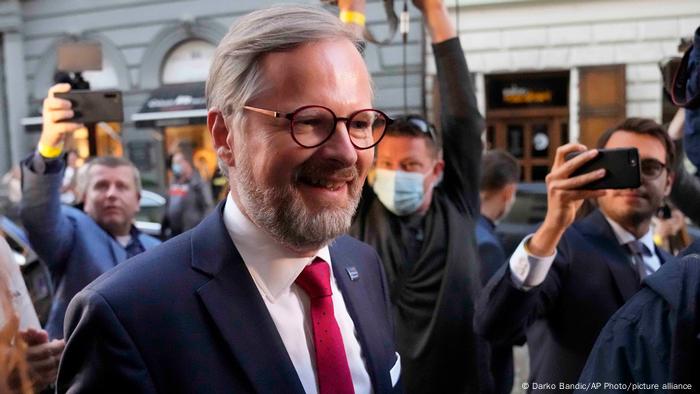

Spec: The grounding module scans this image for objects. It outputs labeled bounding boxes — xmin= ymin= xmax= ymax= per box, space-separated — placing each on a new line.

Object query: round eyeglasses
xmin=243 ymin=105 xmax=392 ymax=150
xmin=640 ymin=158 xmax=667 ymax=180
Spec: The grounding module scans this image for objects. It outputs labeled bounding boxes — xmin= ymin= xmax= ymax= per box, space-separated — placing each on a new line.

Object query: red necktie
xmin=295 ymin=257 xmax=355 ymax=394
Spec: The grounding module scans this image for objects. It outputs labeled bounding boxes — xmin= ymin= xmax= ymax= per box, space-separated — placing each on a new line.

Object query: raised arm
xmin=667 ymin=110 xmax=700 ymax=224
xmin=421 ymin=0 xmax=484 ymax=216
xmin=682 ymin=29 xmax=700 ymax=167
xmin=19 ymin=84 xmax=83 ymax=271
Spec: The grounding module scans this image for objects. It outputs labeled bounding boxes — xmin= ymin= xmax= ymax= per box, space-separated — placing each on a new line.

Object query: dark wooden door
xmin=486 ymin=115 xmax=569 ymax=181
xmin=579 ymin=65 xmax=626 ymax=148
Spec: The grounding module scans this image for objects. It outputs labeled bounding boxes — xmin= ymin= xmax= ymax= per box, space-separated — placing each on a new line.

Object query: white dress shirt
xmin=222 ymin=194 xmax=372 ymax=394
xmin=509 ymin=214 xmax=660 ymax=289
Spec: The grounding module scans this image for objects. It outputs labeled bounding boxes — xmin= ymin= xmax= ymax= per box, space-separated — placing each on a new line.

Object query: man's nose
xmin=319 ymin=121 xmax=358 ymax=166
xmin=105 ymin=184 xmax=119 ymax=198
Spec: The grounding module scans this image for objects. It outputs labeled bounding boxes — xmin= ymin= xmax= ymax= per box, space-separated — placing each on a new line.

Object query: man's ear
xmin=135 ymin=191 xmax=142 ymax=213
xmin=664 ymin=171 xmax=675 ymax=197
xmin=208 ymin=109 xmax=235 ymax=167
xmin=502 ymin=183 xmax=517 ymax=203
xmin=432 ymin=159 xmax=445 ymax=178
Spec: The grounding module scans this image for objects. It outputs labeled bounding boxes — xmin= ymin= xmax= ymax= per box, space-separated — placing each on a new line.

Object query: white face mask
xmin=372 ymin=168 xmax=427 ymax=216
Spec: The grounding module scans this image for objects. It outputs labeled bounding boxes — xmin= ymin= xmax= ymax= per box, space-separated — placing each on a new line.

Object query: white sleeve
xmin=0 ymin=238 xmax=41 ymax=330
xmin=509 ymin=234 xmax=557 ymax=290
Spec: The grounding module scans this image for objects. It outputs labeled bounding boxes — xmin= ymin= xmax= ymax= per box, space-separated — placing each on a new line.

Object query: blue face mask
xmin=171 ymin=163 xmax=182 ymax=178
xmin=372 ymin=168 xmax=426 ymax=216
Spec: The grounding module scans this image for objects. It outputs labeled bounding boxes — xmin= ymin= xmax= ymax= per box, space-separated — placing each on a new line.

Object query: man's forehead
xmin=88 ymin=164 xmax=134 ymax=180
xmin=377 ymin=135 xmax=434 ymax=160
xmin=256 ymin=39 xmax=371 ymax=104
xmin=605 ymin=130 xmax=666 ymax=159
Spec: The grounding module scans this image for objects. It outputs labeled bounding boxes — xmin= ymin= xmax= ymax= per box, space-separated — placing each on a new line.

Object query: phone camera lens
xmin=630 ymin=158 xmax=637 ymax=167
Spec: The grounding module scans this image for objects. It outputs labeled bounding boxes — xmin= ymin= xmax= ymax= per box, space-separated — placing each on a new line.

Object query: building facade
xmin=0 ymin=0 xmax=424 ymax=192
xmin=1 ymin=0 xmax=698 ymax=186
xmin=437 ymin=0 xmax=700 ymax=180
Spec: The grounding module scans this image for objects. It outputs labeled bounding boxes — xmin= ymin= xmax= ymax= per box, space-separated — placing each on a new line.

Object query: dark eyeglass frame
xmin=243 ymin=105 xmax=393 ymax=150
xmin=394 ymin=114 xmax=438 ymax=142
xmin=640 ymin=158 xmax=667 ymax=180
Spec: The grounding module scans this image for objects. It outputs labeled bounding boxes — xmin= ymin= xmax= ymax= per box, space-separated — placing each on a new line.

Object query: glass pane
xmin=561 ymin=122 xmax=569 ymax=145
xmin=486 ymin=125 xmax=495 ymax=149
xmin=532 ymin=165 xmax=549 ymax=181
xmin=507 ymin=124 xmax=524 ymax=158
xmin=531 ymin=123 xmax=549 ymax=158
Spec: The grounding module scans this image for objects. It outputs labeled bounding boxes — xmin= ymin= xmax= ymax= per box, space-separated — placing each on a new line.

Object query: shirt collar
xmin=112 ymin=225 xmax=140 ymax=247
xmin=602 ymin=214 xmax=655 ymax=255
xmin=222 ymin=193 xmax=331 ymax=302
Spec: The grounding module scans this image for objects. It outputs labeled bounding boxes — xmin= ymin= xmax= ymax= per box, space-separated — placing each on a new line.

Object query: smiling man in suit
xmin=476 ymin=118 xmax=675 ymax=392
xmin=57 ymin=5 xmax=399 ymax=393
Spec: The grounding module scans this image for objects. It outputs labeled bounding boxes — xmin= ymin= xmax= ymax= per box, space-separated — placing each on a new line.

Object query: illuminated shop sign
xmin=487 ymin=72 xmax=569 ymax=109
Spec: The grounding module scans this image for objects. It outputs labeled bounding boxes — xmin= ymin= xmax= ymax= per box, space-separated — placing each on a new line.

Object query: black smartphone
xmin=55 ymin=89 xmax=124 ymax=124
xmin=565 ymin=147 xmax=641 ymax=190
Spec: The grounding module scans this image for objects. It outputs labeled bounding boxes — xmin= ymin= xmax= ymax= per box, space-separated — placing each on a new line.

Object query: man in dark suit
xmin=476 ymin=118 xmax=675 ymax=392
xmin=20 ymin=89 xmax=161 ymax=341
xmin=476 ymin=149 xmax=520 ymax=394
xmin=349 ymin=1 xmax=485 ymax=392
xmin=477 ymin=149 xmax=520 ymax=284
xmin=57 ymin=4 xmax=400 ymax=393
xmin=576 ymin=247 xmax=700 ymax=392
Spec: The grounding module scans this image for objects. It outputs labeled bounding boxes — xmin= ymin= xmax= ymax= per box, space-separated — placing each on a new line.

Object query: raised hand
xmin=412 ymin=0 xmax=454 ymax=43
xmin=37 ymin=83 xmax=83 ymax=151
xmin=528 ymin=143 xmax=606 ymax=256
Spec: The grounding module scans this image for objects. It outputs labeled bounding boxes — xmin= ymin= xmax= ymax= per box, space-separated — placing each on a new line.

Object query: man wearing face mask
xmin=162 ymin=150 xmax=214 ymax=238
xmin=349 ymin=0 xmax=485 ymax=392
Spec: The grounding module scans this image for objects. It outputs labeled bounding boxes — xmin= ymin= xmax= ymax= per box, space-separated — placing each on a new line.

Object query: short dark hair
xmin=480 ymin=149 xmax=520 ymax=191
xmin=84 ymin=156 xmax=142 ymax=193
xmin=596 ymin=117 xmax=675 ymax=169
xmin=385 ymin=115 xmax=441 ymax=158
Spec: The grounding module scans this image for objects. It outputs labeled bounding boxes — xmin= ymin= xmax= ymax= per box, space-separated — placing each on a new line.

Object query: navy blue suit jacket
xmin=475 ymin=215 xmax=517 ymax=394
xmin=57 ymin=203 xmax=399 ymax=393
xmin=475 ymin=209 xmax=672 ymax=390
xmin=476 ymin=215 xmax=506 ymax=286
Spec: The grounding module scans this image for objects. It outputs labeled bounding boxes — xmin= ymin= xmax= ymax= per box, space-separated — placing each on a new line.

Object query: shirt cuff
xmin=28 ymin=151 xmax=64 ymax=175
xmin=509 ymin=234 xmax=557 ymax=290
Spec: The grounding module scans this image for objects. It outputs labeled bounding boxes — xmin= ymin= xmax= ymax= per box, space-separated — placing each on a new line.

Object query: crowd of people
xmin=0 ymin=0 xmax=699 ymax=393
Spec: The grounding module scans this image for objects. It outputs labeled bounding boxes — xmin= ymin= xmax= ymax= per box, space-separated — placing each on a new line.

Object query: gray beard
xmin=234 ymin=149 xmax=361 ymax=253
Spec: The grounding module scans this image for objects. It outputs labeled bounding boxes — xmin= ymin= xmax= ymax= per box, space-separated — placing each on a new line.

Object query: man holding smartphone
xmin=19 ymin=83 xmax=161 ymax=340
xmin=475 ymin=117 xmax=675 ymax=391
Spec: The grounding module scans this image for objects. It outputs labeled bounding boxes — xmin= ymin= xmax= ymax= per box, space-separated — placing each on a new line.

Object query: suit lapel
xmin=578 ymin=210 xmax=640 ymax=301
xmin=656 ymin=246 xmax=672 ymax=265
xmin=330 ymin=240 xmax=390 ymax=393
xmin=192 ymin=203 xmax=305 ymax=394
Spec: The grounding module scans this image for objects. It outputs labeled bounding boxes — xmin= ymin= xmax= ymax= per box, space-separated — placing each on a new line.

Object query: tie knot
xmin=626 ymin=240 xmax=651 ymax=257
xmin=295 ymin=257 xmax=333 ymax=299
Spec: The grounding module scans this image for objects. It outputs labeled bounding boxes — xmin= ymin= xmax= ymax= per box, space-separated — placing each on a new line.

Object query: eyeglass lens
xmin=291 ymin=106 xmax=388 ymax=149
xmin=640 ymin=158 xmax=665 ymax=179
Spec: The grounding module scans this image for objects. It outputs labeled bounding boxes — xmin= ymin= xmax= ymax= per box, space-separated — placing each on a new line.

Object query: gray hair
xmin=82 ymin=156 xmax=142 ymax=195
xmin=206 ymin=4 xmax=364 ymax=175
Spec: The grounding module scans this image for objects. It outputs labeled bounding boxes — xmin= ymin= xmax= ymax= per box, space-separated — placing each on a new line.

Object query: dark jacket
xmin=476 ymin=215 xmax=516 ymax=394
xmin=20 ymin=154 xmax=160 ymax=339
xmin=351 ymin=37 xmax=485 ymax=393
xmin=475 ymin=209 xmax=672 ymax=392
xmin=576 ymin=247 xmax=700 ymax=392
xmin=164 ymin=171 xmax=214 ymax=237
xmin=57 ymin=203 xmax=400 ymax=393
